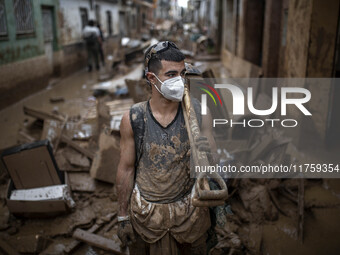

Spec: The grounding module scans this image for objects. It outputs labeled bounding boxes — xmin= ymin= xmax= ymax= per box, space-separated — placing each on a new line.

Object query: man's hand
xmin=117 ymin=220 xmax=136 ymax=247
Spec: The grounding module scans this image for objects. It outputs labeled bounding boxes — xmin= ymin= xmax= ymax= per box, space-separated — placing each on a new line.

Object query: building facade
xmin=218 ymin=0 xmax=340 ymax=146
xmin=0 ymin=0 xmax=154 ymax=110
xmin=0 ymin=0 xmax=61 ymax=109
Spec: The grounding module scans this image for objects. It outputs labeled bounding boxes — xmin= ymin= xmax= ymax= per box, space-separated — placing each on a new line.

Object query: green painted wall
xmin=0 ymin=0 xmax=60 ymax=65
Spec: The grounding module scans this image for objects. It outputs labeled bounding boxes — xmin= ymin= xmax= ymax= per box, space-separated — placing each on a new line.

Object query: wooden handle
xmin=182 ymin=82 xmax=228 ymax=205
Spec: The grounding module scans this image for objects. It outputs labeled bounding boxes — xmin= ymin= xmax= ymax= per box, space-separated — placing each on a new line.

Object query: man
xmin=116 ymin=41 xmax=217 ymax=254
xmin=97 ymin=23 xmax=105 ymax=66
xmin=82 ymin=20 xmax=101 ymax=72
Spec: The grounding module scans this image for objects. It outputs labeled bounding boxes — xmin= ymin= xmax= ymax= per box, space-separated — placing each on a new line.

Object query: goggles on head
xmin=144 ymin=41 xmax=179 ymax=73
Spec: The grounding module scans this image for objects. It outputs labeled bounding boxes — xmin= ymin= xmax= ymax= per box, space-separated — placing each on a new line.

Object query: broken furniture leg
xmin=73 ymin=229 xmax=129 ymax=255
xmin=64 ymin=213 xmax=117 ymax=253
xmin=60 ymin=134 xmax=95 ymax=160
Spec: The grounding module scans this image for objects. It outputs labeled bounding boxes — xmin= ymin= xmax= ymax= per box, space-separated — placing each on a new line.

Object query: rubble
xmin=7 ymin=234 xmax=52 ymax=254
xmin=64 ymin=213 xmax=117 ymax=253
xmin=0 ymin=29 xmax=339 ymax=255
xmin=9 ymin=184 xmax=75 ymax=208
xmin=73 ymin=229 xmax=128 ymax=254
xmin=92 ymin=64 xmax=143 ymax=94
xmin=68 ymin=173 xmax=96 ymax=192
xmin=90 ymin=130 xmax=120 ymax=184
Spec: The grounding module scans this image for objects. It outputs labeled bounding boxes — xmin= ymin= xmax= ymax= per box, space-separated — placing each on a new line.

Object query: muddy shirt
xmin=130 ymin=100 xmax=201 ymax=203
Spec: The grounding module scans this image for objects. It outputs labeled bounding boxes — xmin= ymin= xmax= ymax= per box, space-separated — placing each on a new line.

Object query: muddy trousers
xmin=129 ymin=232 xmax=207 ymax=255
xmin=86 ymin=45 xmax=99 ymax=70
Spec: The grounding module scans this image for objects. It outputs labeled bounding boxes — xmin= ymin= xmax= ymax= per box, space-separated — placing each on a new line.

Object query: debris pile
xmin=0 ymin=31 xmax=339 ymax=255
xmin=0 ymin=63 xmax=149 ymax=254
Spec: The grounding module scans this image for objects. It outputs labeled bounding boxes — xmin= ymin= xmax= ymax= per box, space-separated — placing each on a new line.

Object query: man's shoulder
xmin=130 ymin=101 xmax=148 ymax=124
xmin=130 ymin=101 xmax=148 ymax=112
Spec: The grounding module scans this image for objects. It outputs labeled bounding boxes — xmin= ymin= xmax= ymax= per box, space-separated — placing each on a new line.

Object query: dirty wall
xmin=0 ymin=0 xmax=60 ymax=110
xmin=219 ymin=0 xmax=340 ymax=145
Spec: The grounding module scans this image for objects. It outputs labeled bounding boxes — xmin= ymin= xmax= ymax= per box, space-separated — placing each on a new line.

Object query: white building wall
xmin=95 ymin=1 xmax=120 ymax=38
xmin=58 ymin=0 xmax=120 ymax=45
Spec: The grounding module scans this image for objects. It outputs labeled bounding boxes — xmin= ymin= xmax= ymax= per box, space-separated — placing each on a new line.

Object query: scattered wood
xmin=92 ymin=64 xmax=143 ymax=93
xmin=23 ymin=106 xmax=65 ymax=122
xmin=18 ymin=130 xmax=36 ymax=143
xmin=64 ymin=147 xmax=91 ymax=169
xmin=90 ymin=131 xmax=120 ymax=184
xmin=60 ymin=134 xmax=95 ymax=160
xmin=55 ymin=149 xmax=85 ymax=172
xmin=41 ymin=119 xmax=63 ymax=145
xmin=100 ymin=217 xmax=118 ymax=234
xmin=64 ymin=213 xmax=117 ymax=254
xmin=267 ymin=188 xmax=288 ymax=217
xmin=68 ymin=173 xmax=96 ymax=192
xmin=73 ymin=229 xmax=129 ymax=255
xmin=53 ymin=116 xmax=68 ymax=154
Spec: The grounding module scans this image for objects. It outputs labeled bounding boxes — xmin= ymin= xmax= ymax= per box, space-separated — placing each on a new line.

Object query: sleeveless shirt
xmin=129 ymin=99 xmax=202 ymax=203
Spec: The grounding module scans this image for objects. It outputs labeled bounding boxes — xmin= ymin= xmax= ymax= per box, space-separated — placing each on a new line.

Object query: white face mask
xmin=152 ymin=73 xmax=185 ymax=102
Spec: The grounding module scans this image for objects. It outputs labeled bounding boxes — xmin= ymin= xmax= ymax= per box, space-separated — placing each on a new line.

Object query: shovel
xmin=182 ymin=81 xmax=228 ymax=207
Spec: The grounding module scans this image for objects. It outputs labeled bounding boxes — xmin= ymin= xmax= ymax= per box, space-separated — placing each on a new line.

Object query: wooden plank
xmin=68 ymin=173 xmax=96 ymax=192
xmin=64 ymin=213 xmax=117 ymax=254
xmin=60 ymin=134 xmax=95 ymax=160
xmin=18 ymin=130 xmax=36 ymax=143
xmin=73 ymin=229 xmax=129 ymax=255
xmin=23 ymin=106 xmax=65 ymax=122
xmin=100 ymin=218 xmax=118 ymax=234
xmin=90 ymin=132 xmax=120 ymax=184
xmin=53 ymin=116 xmax=68 ymax=154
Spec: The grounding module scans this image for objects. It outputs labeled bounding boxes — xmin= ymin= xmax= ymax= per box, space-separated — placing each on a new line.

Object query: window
xmin=80 ymin=8 xmax=88 ymax=29
xmin=106 ymin=11 xmax=112 ymax=36
xmin=131 ymin=14 xmax=136 ymax=30
xmin=142 ymin=13 xmax=146 ymax=27
xmin=13 ymin=0 xmax=34 ymax=34
xmin=0 ymin=0 xmax=7 ymax=36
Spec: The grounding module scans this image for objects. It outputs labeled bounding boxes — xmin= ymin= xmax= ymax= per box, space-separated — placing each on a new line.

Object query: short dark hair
xmin=145 ymin=44 xmax=185 ymax=75
xmin=88 ymin=20 xmax=95 ymax=26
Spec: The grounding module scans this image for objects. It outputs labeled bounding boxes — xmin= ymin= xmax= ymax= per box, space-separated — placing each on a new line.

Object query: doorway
xmin=119 ymin=11 xmax=126 ymax=37
xmin=41 ymin=7 xmax=55 ymax=74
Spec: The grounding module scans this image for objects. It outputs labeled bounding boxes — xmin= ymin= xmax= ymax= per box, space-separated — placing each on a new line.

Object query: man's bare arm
xmin=117 ymin=111 xmax=136 ymax=217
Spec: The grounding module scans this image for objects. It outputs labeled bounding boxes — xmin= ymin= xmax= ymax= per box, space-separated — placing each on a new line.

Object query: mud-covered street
xmin=1 ymin=0 xmax=340 ymax=254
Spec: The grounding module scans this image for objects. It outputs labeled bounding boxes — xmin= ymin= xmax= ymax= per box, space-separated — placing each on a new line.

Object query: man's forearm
xmin=117 ymin=166 xmax=135 ymax=216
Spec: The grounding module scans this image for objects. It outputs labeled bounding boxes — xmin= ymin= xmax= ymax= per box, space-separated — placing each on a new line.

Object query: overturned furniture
xmin=1 ymin=140 xmax=75 ymax=217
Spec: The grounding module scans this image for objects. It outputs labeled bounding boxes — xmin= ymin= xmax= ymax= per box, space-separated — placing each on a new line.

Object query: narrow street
xmin=1 ymin=0 xmax=340 ymax=254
